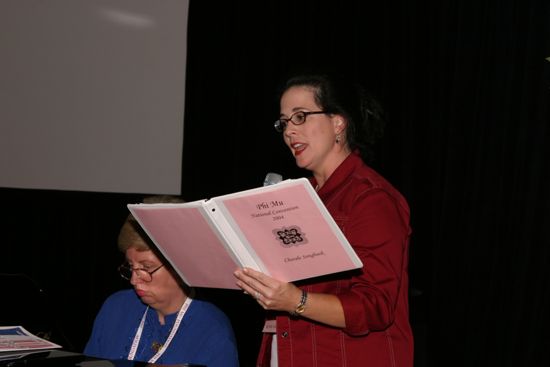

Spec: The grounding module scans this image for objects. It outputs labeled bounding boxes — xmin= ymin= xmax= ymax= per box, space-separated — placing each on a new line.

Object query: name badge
xmin=262 ymin=319 xmax=276 ymax=333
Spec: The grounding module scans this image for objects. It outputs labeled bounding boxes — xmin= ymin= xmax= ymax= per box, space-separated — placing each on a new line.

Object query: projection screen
xmin=0 ymin=0 xmax=189 ymax=194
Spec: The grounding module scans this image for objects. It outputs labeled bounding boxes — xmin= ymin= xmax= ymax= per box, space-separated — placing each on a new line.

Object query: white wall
xmin=0 ymin=0 xmax=189 ymax=194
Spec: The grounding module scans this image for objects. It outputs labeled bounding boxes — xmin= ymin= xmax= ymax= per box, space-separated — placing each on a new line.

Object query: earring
xmin=335 ymin=134 xmax=341 ymax=144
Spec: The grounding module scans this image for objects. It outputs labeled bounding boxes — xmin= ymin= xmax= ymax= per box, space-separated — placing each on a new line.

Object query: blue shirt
xmin=84 ymin=289 xmax=239 ymax=367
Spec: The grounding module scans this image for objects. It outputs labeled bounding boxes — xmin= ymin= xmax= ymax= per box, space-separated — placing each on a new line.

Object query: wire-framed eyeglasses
xmin=274 ymin=110 xmax=329 ymax=133
xmin=118 ymin=262 xmax=164 ymax=282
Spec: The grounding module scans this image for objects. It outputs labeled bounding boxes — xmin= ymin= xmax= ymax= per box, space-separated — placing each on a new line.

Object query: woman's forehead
xmin=126 ymin=247 xmax=157 ymax=261
xmin=281 ymin=86 xmax=318 ymax=108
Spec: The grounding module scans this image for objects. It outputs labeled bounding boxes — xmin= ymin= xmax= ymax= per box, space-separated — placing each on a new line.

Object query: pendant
xmin=151 ymin=341 xmax=163 ymax=353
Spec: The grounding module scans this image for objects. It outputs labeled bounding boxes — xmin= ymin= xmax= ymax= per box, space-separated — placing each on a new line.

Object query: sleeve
xmin=337 ymin=188 xmax=411 ymax=336
xmin=83 ymin=291 xmax=132 ymax=359
xmin=199 ymin=336 xmax=239 ymax=367
xmin=83 ymin=298 xmax=110 ymax=357
xmin=185 ymin=303 xmax=239 ymax=367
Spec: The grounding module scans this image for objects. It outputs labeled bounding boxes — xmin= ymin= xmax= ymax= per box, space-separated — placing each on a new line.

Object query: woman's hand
xmin=234 ymin=267 xmax=347 ymax=327
xmin=234 ymin=267 xmax=302 ymax=313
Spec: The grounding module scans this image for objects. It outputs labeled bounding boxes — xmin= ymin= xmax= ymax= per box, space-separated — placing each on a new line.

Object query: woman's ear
xmin=333 ymin=116 xmax=347 ymax=134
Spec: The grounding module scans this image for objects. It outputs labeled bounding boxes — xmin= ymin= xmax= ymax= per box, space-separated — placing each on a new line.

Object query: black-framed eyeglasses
xmin=118 ymin=262 xmax=164 ymax=282
xmin=274 ymin=111 xmax=329 ymax=133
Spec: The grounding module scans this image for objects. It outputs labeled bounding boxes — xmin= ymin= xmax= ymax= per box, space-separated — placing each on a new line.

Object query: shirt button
xmin=281 ymin=331 xmax=288 ymax=338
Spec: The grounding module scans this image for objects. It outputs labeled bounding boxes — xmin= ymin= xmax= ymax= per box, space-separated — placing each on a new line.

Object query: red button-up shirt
xmin=256 ymin=152 xmax=414 ymax=367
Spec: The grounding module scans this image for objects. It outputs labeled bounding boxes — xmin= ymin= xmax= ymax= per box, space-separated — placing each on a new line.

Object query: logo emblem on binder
xmin=273 ymin=226 xmax=308 ymax=247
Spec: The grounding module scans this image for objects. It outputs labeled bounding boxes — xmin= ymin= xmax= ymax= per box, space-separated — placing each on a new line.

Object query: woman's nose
xmin=284 ymin=123 xmax=298 ymax=137
xmin=130 ymin=271 xmax=142 ymax=285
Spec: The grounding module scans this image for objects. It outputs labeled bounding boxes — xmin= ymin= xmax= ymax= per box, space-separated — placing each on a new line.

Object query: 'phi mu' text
xmin=256 ymin=200 xmax=284 ymax=210
xmin=284 ymin=251 xmax=325 ymax=262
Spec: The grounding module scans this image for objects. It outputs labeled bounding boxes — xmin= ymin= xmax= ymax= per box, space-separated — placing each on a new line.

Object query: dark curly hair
xmin=281 ymin=73 xmax=385 ymax=164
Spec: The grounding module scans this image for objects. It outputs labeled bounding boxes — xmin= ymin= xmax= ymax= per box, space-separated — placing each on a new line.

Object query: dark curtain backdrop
xmin=2 ymin=1 xmax=549 ymax=366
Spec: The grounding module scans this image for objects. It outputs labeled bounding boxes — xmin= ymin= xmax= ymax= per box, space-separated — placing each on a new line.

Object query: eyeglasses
xmin=274 ymin=111 xmax=329 ymax=133
xmin=118 ymin=262 xmax=164 ymax=282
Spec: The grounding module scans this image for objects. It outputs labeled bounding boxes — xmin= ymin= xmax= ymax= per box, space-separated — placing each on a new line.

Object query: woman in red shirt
xmin=234 ymin=73 xmax=414 ymax=367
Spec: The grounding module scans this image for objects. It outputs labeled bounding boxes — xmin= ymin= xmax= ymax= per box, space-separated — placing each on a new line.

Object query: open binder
xmin=128 ymin=178 xmax=362 ymax=289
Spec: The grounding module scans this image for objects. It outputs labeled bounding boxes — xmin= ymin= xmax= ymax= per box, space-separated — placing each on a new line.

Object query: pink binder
xmin=128 ymin=178 xmax=362 ymax=289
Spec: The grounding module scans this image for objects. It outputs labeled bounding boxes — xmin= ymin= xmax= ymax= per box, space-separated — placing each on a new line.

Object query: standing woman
xmin=234 ymin=74 xmax=413 ymax=366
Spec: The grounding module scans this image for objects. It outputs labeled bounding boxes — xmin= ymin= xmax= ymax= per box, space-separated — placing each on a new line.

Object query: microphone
xmin=263 ymin=172 xmax=283 ymax=186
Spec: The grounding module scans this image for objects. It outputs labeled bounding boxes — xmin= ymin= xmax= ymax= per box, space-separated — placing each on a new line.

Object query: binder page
xmin=214 ymin=178 xmax=363 ymax=282
xmin=129 ymin=202 xmax=241 ymax=289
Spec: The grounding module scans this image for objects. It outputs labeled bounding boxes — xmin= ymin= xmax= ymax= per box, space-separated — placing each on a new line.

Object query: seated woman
xmin=84 ymin=196 xmax=239 ymax=367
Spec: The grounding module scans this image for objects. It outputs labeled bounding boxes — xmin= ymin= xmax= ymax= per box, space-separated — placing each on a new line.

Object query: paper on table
xmin=0 ymin=326 xmax=61 ymax=353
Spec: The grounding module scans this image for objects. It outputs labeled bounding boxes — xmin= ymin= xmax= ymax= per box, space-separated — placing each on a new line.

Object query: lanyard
xmin=128 ymin=297 xmax=192 ymax=363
